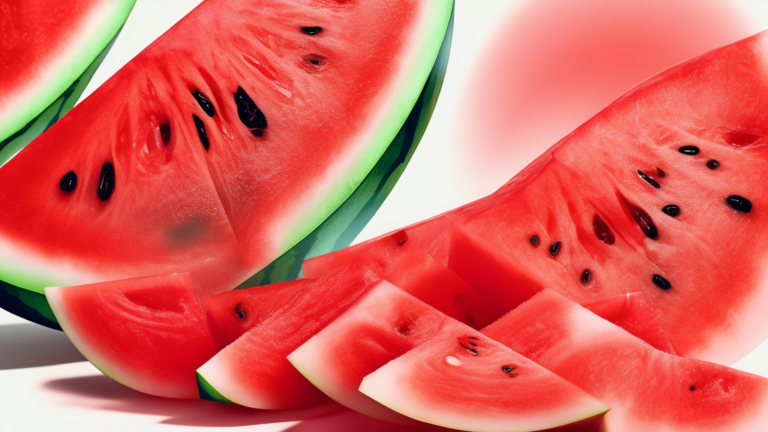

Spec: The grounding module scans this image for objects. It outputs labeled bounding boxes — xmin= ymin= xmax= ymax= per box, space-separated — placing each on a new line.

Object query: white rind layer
xmin=0 ymin=0 xmax=136 ymax=142
xmin=196 ymin=349 xmax=272 ymax=409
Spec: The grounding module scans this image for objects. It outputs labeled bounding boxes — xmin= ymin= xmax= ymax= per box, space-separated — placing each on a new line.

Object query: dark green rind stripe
xmin=239 ymin=7 xmax=454 ymax=288
xmin=0 ymin=10 xmax=454 ymax=325
xmin=0 ymin=32 xmax=121 ymax=166
xmin=197 ymin=372 xmax=235 ymax=404
xmin=0 ymin=36 xmax=121 ymax=326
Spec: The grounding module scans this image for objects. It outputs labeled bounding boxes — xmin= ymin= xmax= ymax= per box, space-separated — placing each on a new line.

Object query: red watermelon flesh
xmin=309 ymin=31 xmax=768 ymax=364
xmin=203 ymin=278 xmax=314 ymax=347
xmin=359 ymin=312 xmax=608 ymax=432
xmin=196 ymin=264 xmax=381 ymax=409
xmin=0 ymin=0 xmax=453 ymax=299
xmin=303 ymin=230 xmax=502 ymax=329
xmin=292 ymin=282 xmax=678 ymax=424
xmin=586 ymin=292 xmax=675 ymax=354
xmin=45 ymin=274 xmax=218 ymax=399
xmin=483 ymin=289 xmax=768 ymax=431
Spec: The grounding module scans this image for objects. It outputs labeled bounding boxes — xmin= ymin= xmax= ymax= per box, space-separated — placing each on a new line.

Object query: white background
xmin=3 ymin=0 xmax=768 ymax=430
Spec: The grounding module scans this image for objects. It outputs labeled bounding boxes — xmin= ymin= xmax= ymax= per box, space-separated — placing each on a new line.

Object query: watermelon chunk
xmin=291 ymin=283 xmax=676 ymax=424
xmin=0 ymin=0 xmax=454 ymax=328
xmin=586 ymin=292 xmax=675 ymax=354
xmin=305 ymin=31 xmax=768 ymax=364
xmin=304 ymin=230 xmax=503 ymax=329
xmin=483 ymin=289 xmax=768 ymax=431
xmin=359 ymin=316 xmax=608 ymax=431
xmin=197 ymin=265 xmax=380 ymax=409
xmin=0 ymin=0 xmax=135 ymax=163
xmin=45 ymin=274 xmax=218 ymax=399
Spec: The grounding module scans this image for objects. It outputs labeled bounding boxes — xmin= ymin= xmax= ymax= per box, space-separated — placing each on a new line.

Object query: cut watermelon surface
xmin=45 ymin=274 xmax=218 ymax=399
xmin=586 ymin=293 xmax=675 ymax=354
xmin=307 ymin=31 xmax=768 ymax=364
xmin=197 ymin=265 xmax=381 ymax=409
xmin=0 ymin=0 xmax=135 ymax=161
xmin=483 ymin=290 xmax=768 ymax=431
xmin=0 ymin=0 xmax=454 ymax=328
xmin=359 ymin=316 xmax=608 ymax=432
xmin=304 ymin=230 xmax=502 ymax=329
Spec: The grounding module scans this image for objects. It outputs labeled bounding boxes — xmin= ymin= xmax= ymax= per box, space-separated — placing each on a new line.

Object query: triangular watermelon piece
xmin=359 ymin=313 xmax=608 ymax=431
xmin=0 ymin=0 xmax=136 ymax=162
xmin=0 ymin=0 xmax=453 ymax=327
xmin=45 ymin=273 xmax=218 ymax=399
xmin=483 ymin=289 xmax=768 ymax=431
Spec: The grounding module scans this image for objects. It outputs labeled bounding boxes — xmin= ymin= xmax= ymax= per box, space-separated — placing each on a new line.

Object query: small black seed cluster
xmin=459 ymin=336 xmax=480 ymax=356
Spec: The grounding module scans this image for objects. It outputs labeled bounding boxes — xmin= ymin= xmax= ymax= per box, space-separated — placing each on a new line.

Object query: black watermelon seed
xmin=726 ymin=195 xmax=752 ymax=213
xmin=234 ymin=303 xmax=246 ymax=319
xmin=707 ymin=160 xmax=720 ymax=170
xmin=97 ymin=162 xmax=115 ymax=202
xmin=309 ymin=58 xmax=321 ymax=65
xmin=529 ymin=235 xmax=540 ymax=247
xmin=193 ymin=115 xmax=210 ymax=151
xmin=662 ymin=205 xmax=680 ymax=217
xmin=678 ymin=145 xmax=700 ymax=155
xmin=300 ymin=26 xmax=323 ymax=35
xmin=593 ymin=214 xmax=615 ymax=245
xmin=234 ymin=86 xmax=267 ymax=136
xmin=460 ymin=343 xmax=478 ymax=356
xmin=501 ymin=365 xmax=516 ymax=373
xmin=637 ymin=170 xmax=660 ymax=188
xmin=192 ymin=90 xmax=215 ymax=117
xmin=581 ymin=270 xmax=592 ymax=284
xmin=629 ymin=205 xmax=658 ymax=240
xmin=59 ymin=171 xmax=77 ymax=193
xmin=690 ymin=386 xmax=696 ymax=391
xmin=653 ymin=274 xmax=671 ymax=290
xmin=159 ymin=122 xmax=171 ymax=144
xmin=656 ymin=167 xmax=666 ymax=178
xmin=549 ymin=242 xmax=562 ymax=257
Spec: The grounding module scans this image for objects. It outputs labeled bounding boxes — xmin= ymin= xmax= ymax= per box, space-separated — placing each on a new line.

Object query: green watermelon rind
xmin=0 ymin=0 xmax=137 ymax=143
xmin=197 ymin=372 xmax=235 ymax=404
xmin=0 ymin=7 xmax=454 ymax=328
xmin=276 ymin=1 xmax=454 ymax=258
xmin=240 ymin=6 xmax=454 ymax=287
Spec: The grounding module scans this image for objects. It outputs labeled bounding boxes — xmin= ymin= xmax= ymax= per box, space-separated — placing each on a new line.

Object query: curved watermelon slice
xmin=291 ymin=283 xmax=674 ymax=424
xmin=197 ymin=265 xmax=381 ymax=409
xmin=306 ymin=31 xmax=768 ymax=364
xmin=45 ymin=274 xmax=218 ymax=399
xmin=359 ymin=316 xmax=608 ymax=431
xmin=483 ymin=289 xmax=768 ymax=431
xmin=0 ymin=0 xmax=454 ymax=328
xmin=0 ymin=0 xmax=135 ymax=164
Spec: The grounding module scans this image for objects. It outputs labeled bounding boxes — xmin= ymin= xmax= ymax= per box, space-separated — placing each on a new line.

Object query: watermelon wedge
xmin=197 ymin=265 xmax=381 ymax=409
xmin=303 ymin=230 xmax=502 ymax=329
xmin=586 ymin=293 xmax=675 ymax=354
xmin=359 ymin=315 xmax=608 ymax=431
xmin=291 ymin=283 xmax=674 ymax=424
xmin=306 ymin=31 xmax=768 ymax=364
xmin=483 ymin=289 xmax=768 ymax=431
xmin=45 ymin=274 xmax=218 ymax=399
xmin=0 ymin=0 xmax=136 ymax=165
xmin=0 ymin=0 xmax=454 ymax=329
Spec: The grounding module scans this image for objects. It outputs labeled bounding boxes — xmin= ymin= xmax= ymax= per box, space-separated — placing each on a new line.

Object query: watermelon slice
xmin=483 ymin=289 xmax=768 ymax=431
xmin=306 ymin=31 xmax=768 ymax=364
xmin=303 ymin=230 xmax=503 ymax=329
xmin=45 ymin=274 xmax=218 ymax=399
xmin=197 ymin=265 xmax=381 ymax=409
xmin=359 ymin=315 xmax=608 ymax=431
xmin=0 ymin=0 xmax=454 ymax=328
xmin=0 ymin=0 xmax=135 ymax=165
xmin=586 ymin=293 xmax=675 ymax=354
xmin=291 ymin=283 xmax=674 ymax=424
